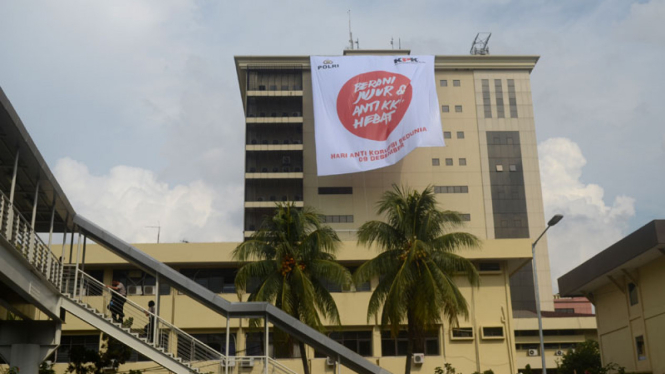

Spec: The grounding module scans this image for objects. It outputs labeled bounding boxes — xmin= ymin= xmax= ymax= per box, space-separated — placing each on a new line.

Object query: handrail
xmin=0 ymin=190 xmax=62 ymax=288
xmin=75 ymin=214 xmax=392 ymax=374
xmin=268 ymin=357 xmax=300 ymax=374
xmin=64 ymin=267 xmax=225 ymax=365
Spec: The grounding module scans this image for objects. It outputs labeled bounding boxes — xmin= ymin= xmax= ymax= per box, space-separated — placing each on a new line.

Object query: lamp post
xmin=532 ymin=214 xmax=563 ymax=374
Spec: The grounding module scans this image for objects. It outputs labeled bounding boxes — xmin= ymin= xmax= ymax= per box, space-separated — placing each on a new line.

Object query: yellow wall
xmin=50 ymin=238 xmax=533 ymax=374
xmin=593 ymin=255 xmax=665 ymax=373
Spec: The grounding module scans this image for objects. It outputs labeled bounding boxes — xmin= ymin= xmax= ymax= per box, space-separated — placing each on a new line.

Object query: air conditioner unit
xmin=326 ymin=357 xmax=336 ymax=367
xmin=555 ymin=350 xmax=564 ymax=356
xmin=413 ymin=353 xmax=425 ymax=365
xmin=221 ymin=357 xmax=236 ymax=367
xmin=527 ymin=349 xmax=539 ymax=357
xmin=143 ymin=285 xmax=156 ymax=296
xmin=239 ymin=357 xmax=255 ymax=368
xmin=127 ymin=285 xmax=143 ymax=295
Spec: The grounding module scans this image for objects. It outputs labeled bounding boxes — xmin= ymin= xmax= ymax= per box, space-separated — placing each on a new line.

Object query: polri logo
xmin=318 ymin=59 xmax=339 ymax=70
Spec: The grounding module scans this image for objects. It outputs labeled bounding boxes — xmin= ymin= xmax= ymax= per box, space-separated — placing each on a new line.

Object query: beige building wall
xmin=45 ymin=240 xmax=532 ymax=374
xmin=593 ymin=254 xmax=665 ymax=373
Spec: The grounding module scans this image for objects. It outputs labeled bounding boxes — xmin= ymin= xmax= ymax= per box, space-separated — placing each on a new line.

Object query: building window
xmin=381 ymin=330 xmax=439 ymax=356
xmin=555 ymin=308 xmax=575 ymax=314
xmin=318 ymin=187 xmax=353 ymax=195
xmin=461 ymin=214 xmax=471 ymax=221
xmin=316 ymin=331 xmax=372 ymax=357
xmin=432 ymin=158 xmax=440 ymax=166
xmin=459 ymin=158 xmax=467 ymax=166
xmin=455 ymin=105 xmax=463 ymax=113
xmin=451 ymin=327 xmax=474 ymax=340
xmin=180 ymin=268 xmax=236 ymax=294
xmin=457 ymin=131 xmax=465 ymax=139
xmin=321 ymin=215 xmax=354 ymax=223
xmin=444 ymin=131 xmax=451 ymax=139
xmin=453 ymin=80 xmax=461 ymax=87
xmin=440 ymin=80 xmax=448 ymax=87
xmin=482 ymin=79 xmax=491 ymax=118
xmin=54 ymin=335 xmax=100 ymax=363
xmin=628 ymin=283 xmax=639 ymax=306
xmin=509 ymin=164 xmax=517 ymax=172
xmin=495 ymin=164 xmax=504 ymax=172
xmin=495 ymin=79 xmax=505 ymax=118
xmin=481 ymin=326 xmax=504 ymax=339
xmin=434 ymin=186 xmax=468 ymax=194
xmin=508 ymin=79 xmax=518 ymax=118
xmin=442 ymin=105 xmax=450 ymax=113
xmin=478 ymin=262 xmax=501 ymax=272
xmin=445 ymin=158 xmax=453 ymax=166
xmin=177 ymin=333 xmax=236 ymax=360
xmin=245 ymin=333 xmax=301 ymax=358
xmin=635 ymin=336 xmax=647 ymax=361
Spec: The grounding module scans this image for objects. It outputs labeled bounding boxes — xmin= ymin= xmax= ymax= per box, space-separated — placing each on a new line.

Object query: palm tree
xmin=354 ymin=185 xmax=481 ymax=374
xmin=233 ymin=202 xmax=351 ymax=374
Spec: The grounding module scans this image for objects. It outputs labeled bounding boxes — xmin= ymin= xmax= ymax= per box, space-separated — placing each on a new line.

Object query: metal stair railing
xmin=61 ymin=266 xmax=226 ymax=369
xmin=0 ymin=191 xmax=62 ymax=288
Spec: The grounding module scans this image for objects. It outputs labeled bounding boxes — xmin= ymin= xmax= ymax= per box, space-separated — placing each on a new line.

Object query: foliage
xmin=557 ymin=340 xmax=622 ymax=374
xmin=523 ymin=364 xmax=533 ymax=374
xmin=39 ymin=362 xmax=55 ymax=374
xmin=435 ymin=363 xmax=458 ymax=374
xmin=3 ymin=367 xmax=19 ymax=374
xmin=233 ymin=202 xmax=350 ymax=374
xmin=66 ymin=333 xmax=133 ymax=374
xmin=355 ymin=185 xmax=480 ymax=374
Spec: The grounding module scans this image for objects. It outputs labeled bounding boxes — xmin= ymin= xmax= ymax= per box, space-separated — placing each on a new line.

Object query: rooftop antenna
xmin=470 ymin=32 xmax=491 ymax=55
xmin=391 ymin=37 xmax=394 ymax=49
xmin=399 ymin=38 xmax=401 ymax=49
xmin=355 ymin=38 xmax=360 ymax=49
xmin=146 ymin=222 xmax=161 ymax=244
xmin=347 ymin=10 xmax=354 ymax=50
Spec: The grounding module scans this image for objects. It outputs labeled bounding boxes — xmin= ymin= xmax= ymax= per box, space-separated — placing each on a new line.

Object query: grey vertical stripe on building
xmin=494 ymin=79 xmax=505 ymax=118
xmin=486 ymin=131 xmax=535 ymax=311
xmin=507 ymin=79 xmax=518 ymax=118
xmin=482 ymin=79 xmax=491 ymax=118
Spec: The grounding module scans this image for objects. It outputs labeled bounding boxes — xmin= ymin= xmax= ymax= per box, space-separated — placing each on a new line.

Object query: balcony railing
xmin=0 ymin=191 xmax=62 ymax=288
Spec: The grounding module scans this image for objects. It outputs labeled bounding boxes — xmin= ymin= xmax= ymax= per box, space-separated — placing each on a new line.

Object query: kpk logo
xmin=336 ymin=71 xmax=413 ymax=141
xmin=317 ymin=59 xmax=339 ymax=70
xmin=394 ymin=57 xmax=422 ymax=65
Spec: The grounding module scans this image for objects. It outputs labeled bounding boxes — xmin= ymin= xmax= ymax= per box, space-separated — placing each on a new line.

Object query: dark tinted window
xmin=318 ymin=187 xmax=353 ymax=195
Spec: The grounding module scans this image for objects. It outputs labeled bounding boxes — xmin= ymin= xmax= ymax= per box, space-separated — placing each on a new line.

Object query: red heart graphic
xmin=336 ymin=70 xmax=413 ymax=141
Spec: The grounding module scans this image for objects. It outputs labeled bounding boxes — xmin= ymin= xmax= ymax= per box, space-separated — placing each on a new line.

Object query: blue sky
xmin=1 ymin=0 xmax=663 ymax=290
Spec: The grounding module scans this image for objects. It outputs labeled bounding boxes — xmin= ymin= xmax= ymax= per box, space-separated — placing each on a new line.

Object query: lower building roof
xmin=557 ymin=220 xmax=665 ymax=297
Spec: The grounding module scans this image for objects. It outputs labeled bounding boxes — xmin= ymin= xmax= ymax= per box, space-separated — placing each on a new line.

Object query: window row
xmin=481 ymin=79 xmax=518 ymax=119
xmin=321 ymin=215 xmax=354 ymax=223
xmin=494 ymin=164 xmax=519 ymax=172
xmin=101 ymin=266 xmax=371 ymax=295
xmin=443 ymin=131 xmax=465 ymax=139
xmin=432 ymin=158 xmax=467 ymax=166
xmin=434 ymin=185 xmax=469 ymax=194
xmin=318 ymin=187 xmax=353 ymax=195
xmin=451 ymin=326 xmax=505 ymax=340
xmin=439 ymin=80 xmax=461 ymax=87
xmin=441 ymin=105 xmax=463 ymax=113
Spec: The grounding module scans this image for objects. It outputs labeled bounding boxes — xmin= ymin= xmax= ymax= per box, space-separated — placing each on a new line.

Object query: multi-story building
xmin=4 ymin=49 xmax=595 ymax=374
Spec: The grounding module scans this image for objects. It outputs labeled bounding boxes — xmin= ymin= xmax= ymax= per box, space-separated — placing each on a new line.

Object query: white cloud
xmin=54 ymin=157 xmax=243 ymax=244
xmin=539 ymin=138 xmax=636 ymax=291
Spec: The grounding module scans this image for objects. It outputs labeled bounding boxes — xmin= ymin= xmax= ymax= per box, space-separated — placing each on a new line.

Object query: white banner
xmin=310 ymin=55 xmax=444 ymax=176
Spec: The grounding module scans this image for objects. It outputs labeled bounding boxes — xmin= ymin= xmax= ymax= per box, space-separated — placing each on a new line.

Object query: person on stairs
xmin=108 ymin=280 xmax=127 ymax=323
xmin=143 ymin=300 xmax=156 ymax=343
